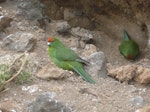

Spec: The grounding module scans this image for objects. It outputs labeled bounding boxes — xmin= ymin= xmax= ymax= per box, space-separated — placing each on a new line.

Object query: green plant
xmin=15 ymin=70 xmax=32 ymax=84
xmin=0 ymin=53 xmax=34 ymax=92
xmin=0 ymin=64 xmax=9 ymax=71
xmin=0 ymin=64 xmax=11 ymax=91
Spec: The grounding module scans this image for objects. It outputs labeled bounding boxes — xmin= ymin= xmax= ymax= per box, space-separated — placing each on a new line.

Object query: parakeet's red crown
xmin=47 ymin=37 xmax=54 ymax=42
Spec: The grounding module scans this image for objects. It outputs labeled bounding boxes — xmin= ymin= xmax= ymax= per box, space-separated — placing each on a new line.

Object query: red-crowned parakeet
xmin=119 ymin=31 xmax=139 ymax=60
xmin=47 ymin=37 xmax=95 ymax=84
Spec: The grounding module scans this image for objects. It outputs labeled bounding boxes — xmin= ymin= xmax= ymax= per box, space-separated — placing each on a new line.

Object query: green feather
xmin=48 ymin=37 xmax=95 ymax=84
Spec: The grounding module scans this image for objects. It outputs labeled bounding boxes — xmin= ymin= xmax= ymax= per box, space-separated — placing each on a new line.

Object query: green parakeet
xmin=47 ymin=37 xmax=95 ymax=84
xmin=119 ymin=30 xmax=139 ymax=60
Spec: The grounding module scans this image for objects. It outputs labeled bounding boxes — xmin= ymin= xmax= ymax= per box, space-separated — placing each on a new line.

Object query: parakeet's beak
xmin=47 ymin=42 xmax=51 ymax=46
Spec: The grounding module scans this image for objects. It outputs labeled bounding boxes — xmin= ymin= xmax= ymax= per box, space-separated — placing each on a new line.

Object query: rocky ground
xmin=0 ymin=0 xmax=150 ymax=112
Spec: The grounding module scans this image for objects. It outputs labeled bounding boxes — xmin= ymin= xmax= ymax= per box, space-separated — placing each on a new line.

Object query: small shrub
xmin=0 ymin=63 xmax=33 ymax=91
xmin=0 ymin=64 xmax=11 ymax=91
xmin=15 ymin=71 xmax=32 ymax=84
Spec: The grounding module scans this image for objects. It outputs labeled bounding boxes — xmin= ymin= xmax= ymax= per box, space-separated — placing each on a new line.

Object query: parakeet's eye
xmin=47 ymin=37 xmax=54 ymax=42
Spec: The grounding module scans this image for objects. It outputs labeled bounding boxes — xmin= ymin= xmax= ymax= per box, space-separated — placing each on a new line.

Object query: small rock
xmin=135 ymin=66 xmax=150 ymax=84
xmin=22 ymin=85 xmax=39 ymax=93
xmin=36 ymin=28 xmax=45 ymax=33
xmin=36 ymin=63 xmax=72 ymax=80
xmin=130 ymin=96 xmax=145 ymax=106
xmin=135 ymin=105 xmax=150 ymax=112
xmin=85 ymin=51 xmax=107 ymax=78
xmin=70 ymin=27 xmax=94 ymax=48
xmin=64 ymin=36 xmax=78 ymax=48
xmin=27 ymin=92 xmax=72 ymax=112
xmin=71 ymin=27 xmax=93 ymax=40
xmin=108 ymin=65 xmax=137 ymax=82
xmin=81 ymin=44 xmax=97 ymax=57
xmin=55 ymin=21 xmax=71 ymax=34
xmin=1 ymin=32 xmax=36 ymax=52
xmin=0 ymin=16 xmax=12 ymax=31
xmin=0 ymin=100 xmax=19 ymax=112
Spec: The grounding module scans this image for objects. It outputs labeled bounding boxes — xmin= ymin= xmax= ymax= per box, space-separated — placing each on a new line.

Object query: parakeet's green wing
xmin=49 ymin=39 xmax=78 ymax=61
xmin=55 ymin=46 xmax=78 ymax=61
xmin=55 ymin=46 xmax=90 ymax=65
xmin=50 ymin=39 xmax=89 ymax=64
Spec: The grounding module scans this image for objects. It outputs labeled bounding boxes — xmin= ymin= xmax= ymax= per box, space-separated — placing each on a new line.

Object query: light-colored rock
xmin=36 ymin=63 xmax=72 ymax=80
xmin=1 ymin=32 xmax=36 ymax=52
xmin=81 ymin=44 xmax=97 ymax=57
xmin=130 ymin=95 xmax=145 ymax=106
xmin=85 ymin=51 xmax=107 ymax=78
xmin=71 ymin=27 xmax=93 ymax=40
xmin=135 ymin=66 xmax=150 ymax=84
xmin=108 ymin=65 xmax=150 ymax=84
xmin=22 ymin=85 xmax=39 ymax=94
xmin=135 ymin=106 xmax=150 ymax=112
xmin=27 ymin=92 xmax=72 ymax=112
xmin=55 ymin=21 xmax=71 ymax=34
xmin=64 ymin=36 xmax=79 ymax=48
xmin=108 ymin=65 xmax=137 ymax=82
xmin=0 ymin=7 xmax=8 ymax=17
xmin=70 ymin=27 xmax=94 ymax=48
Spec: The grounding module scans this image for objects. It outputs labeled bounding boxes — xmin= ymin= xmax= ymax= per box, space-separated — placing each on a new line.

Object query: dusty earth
xmin=0 ymin=0 xmax=150 ymax=112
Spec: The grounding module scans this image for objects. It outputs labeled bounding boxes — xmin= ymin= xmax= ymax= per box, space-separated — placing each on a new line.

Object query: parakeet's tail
xmin=70 ymin=64 xmax=95 ymax=84
xmin=124 ymin=30 xmax=131 ymax=41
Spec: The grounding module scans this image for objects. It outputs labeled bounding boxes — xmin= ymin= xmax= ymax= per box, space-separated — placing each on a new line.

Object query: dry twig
xmin=4 ymin=53 xmax=28 ymax=84
xmin=6 ymin=53 xmax=25 ymax=73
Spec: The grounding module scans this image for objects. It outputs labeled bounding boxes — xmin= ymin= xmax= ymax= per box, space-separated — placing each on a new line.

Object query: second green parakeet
xmin=119 ymin=30 xmax=139 ymax=60
xmin=47 ymin=37 xmax=95 ymax=84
